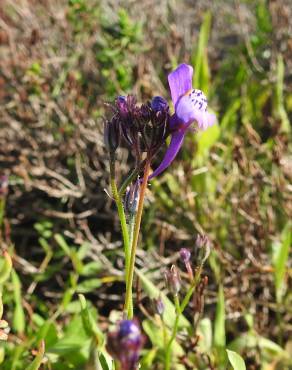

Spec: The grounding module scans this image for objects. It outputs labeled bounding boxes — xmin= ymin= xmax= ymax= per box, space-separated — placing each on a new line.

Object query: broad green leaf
xmin=226 ymin=350 xmax=246 ymax=370
xmin=197 ymin=318 xmax=212 ymax=352
xmin=79 ymin=294 xmax=104 ymax=343
xmin=135 ymin=269 xmax=190 ymax=329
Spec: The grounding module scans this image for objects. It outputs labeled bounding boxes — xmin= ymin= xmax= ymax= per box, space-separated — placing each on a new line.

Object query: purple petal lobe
xmin=149 ymin=130 xmax=185 ymax=179
xmin=175 ymin=93 xmax=216 ymax=130
xmin=194 ymin=111 xmax=216 ymax=130
xmin=168 ymin=64 xmax=193 ymax=106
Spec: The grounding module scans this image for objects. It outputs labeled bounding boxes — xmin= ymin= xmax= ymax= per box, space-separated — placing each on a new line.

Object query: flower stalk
xmin=164 ymin=266 xmax=203 ymax=370
xmin=124 ymin=159 xmax=151 ymax=318
xmin=109 ymin=158 xmax=131 ymax=291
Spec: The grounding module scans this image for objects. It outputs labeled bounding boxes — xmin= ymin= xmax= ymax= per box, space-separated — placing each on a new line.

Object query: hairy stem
xmin=109 ymin=159 xmax=130 ymax=286
xmin=124 ymin=159 xmax=151 ymax=318
xmin=118 ymin=165 xmax=141 ymax=196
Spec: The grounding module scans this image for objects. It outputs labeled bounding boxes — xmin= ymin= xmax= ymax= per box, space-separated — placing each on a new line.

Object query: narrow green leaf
xmin=214 ymin=285 xmax=225 ymax=347
xmin=192 ymin=11 xmax=212 ymax=92
xmin=0 ymin=250 xmax=12 ymax=285
xmin=79 ymin=294 xmax=104 ymax=343
xmin=275 ymin=54 xmax=290 ymax=132
xmin=25 ymin=341 xmax=45 ymax=370
xmin=54 ymin=233 xmax=71 ymax=255
xmin=11 ymin=270 xmax=25 ymax=334
xmin=272 ymin=223 xmax=291 ymax=303
xmin=226 ymin=350 xmax=246 ymax=370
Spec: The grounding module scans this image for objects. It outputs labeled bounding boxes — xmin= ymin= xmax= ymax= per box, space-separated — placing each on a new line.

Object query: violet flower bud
xmin=179 ymin=248 xmax=191 ymax=264
xmin=104 ymin=118 xmax=120 ymax=154
xmin=179 ymin=248 xmax=193 ymax=281
xmin=124 ymin=181 xmax=140 ymax=215
xmin=151 ymin=96 xmax=169 ymax=112
xmin=0 ymin=176 xmax=8 ymax=197
xmin=195 ymin=234 xmax=211 ymax=265
xmin=165 ymin=265 xmax=181 ymax=296
xmin=106 ymin=319 xmax=144 ymax=370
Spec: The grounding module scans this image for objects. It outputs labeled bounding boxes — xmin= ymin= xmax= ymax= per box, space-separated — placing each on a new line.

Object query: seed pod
xmin=195 ymin=234 xmax=211 ymax=265
xmin=104 ymin=118 xmax=120 ymax=153
xmin=165 ymin=265 xmax=181 ymax=296
xmin=124 ymin=181 xmax=140 ymax=215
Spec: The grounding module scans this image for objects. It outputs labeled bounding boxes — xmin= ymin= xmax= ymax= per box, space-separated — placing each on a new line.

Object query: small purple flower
xmin=106 ymin=319 xmax=145 ymax=370
xmin=179 ymin=248 xmax=191 ymax=264
xmin=149 ymin=64 xmax=216 ymax=178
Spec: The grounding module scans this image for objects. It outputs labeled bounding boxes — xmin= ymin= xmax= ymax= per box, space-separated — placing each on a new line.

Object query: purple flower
xmin=179 ymin=248 xmax=191 ymax=264
xmin=149 ymin=64 xmax=216 ymax=178
xmin=106 ymin=319 xmax=145 ymax=370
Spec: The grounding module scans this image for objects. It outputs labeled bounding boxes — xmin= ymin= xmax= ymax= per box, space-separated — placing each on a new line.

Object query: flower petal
xmin=175 ymin=94 xmax=216 ymax=130
xmin=168 ymin=64 xmax=193 ymax=106
xmin=149 ymin=130 xmax=185 ymax=179
xmin=194 ymin=111 xmax=216 ymax=130
xmin=175 ymin=94 xmax=197 ymax=125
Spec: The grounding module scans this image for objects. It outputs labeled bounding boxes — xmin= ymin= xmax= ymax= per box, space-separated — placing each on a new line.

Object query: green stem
xmin=180 ymin=266 xmax=202 ymax=312
xmin=126 ymin=213 xmax=135 ymax=317
xmin=124 ymin=159 xmax=151 ymax=318
xmin=165 ymin=267 xmax=203 ymax=370
xmin=165 ymin=296 xmax=181 ymax=370
xmin=109 ymin=159 xmax=130 ymax=284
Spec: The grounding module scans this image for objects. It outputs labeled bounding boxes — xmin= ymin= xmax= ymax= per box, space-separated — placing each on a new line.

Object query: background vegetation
xmin=0 ymin=0 xmax=291 ymax=369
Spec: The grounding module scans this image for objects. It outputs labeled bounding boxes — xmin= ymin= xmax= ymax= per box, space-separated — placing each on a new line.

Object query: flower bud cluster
xmin=104 ymin=95 xmax=170 ymax=160
xmin=106 ymin=319 xmax=145 ymax=370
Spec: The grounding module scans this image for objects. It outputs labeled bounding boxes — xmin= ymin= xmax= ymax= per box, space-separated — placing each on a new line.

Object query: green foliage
xmin=226 ymin=350 xmax=246 ymax=370
xmin=271 ymin=223 xmax=291 ymax=303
